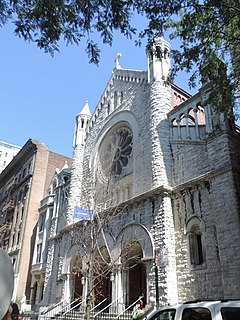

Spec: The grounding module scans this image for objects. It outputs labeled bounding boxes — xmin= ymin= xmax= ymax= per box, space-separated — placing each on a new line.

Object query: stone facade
xmin=34 ymin=35 xmax=240 ymax=313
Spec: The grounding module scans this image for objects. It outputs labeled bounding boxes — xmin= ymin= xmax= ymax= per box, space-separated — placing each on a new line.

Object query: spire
xmin=79 ymin=100 xmax=91 ymax=117
xmin=73 ymin=101 xmax=91 ymax=148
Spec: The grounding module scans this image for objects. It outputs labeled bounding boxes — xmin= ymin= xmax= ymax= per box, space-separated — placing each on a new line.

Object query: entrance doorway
xmin=93 ymin=246 xmax=111 ymax=310
xmin=71 ymin=256 xmax=83 ymax=303
xmin=74 ymin=273 xmax=83 ymax=300
xmin=122 ymin=240 xmax=146 ymax=307
xmin=129 ymin=263 xmax=146 ymax=305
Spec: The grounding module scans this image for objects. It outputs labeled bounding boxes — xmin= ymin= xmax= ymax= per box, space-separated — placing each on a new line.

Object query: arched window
xmin=187 ymin=217 xmax=205 ymax=267
xmin=81 ymin=119 xmax=84 ymax=128
xmin=189 ymin=225 xmax=203 ymax=266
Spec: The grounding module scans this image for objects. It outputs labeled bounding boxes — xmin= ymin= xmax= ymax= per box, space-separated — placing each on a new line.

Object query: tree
xmin=1 ymin=1 xmax=239 ymax=115
xmin=68 ymin=205 xmax=145 ymax=320
xmin=65 ymin=169 xmax=146 ymax=320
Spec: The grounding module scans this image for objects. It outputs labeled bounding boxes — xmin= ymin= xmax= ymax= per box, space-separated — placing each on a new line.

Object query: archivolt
xmin=112 ymin=223 xmax=154 ymax=261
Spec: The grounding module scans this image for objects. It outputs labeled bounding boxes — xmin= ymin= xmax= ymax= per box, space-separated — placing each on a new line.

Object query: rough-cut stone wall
xmin=170 ymin=108 xmax=240 ymax=300
xmin=67 ymin=144 xmax=86 ymax=224
xmin=148 ymin=82 xmax=171 ymax=188
xmin=170 ymin=142 xmax=209 ymax=186
xmin=173 ymin=182 xmax=223 ymax=301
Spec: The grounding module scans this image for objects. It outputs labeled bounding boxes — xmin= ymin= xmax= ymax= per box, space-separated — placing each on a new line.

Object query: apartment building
xmin=0 ymin=138 xmax=72 ymax=303
xmin=0 ymin=141 xmax=21 ymax=174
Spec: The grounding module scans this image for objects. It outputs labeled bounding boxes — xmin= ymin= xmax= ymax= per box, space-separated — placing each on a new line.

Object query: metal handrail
xmin=63 ymin=298 xmax=86 ymax=315
xmin=116 ymin=295 xmax=144 ymax=319
xmin=59 ymin=298 xmax=81 ymax=314
xmin=93 ymin=295 xmax=124 ymax=318
xmin=93 ymin=298 xmax=112 ymax=318
xmin=40 ymin=299 xmax=64 ymax=315
xmin=90 ymin=297 xmax=108 ymax=313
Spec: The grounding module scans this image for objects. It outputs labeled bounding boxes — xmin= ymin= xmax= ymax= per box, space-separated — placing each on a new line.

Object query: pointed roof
xmin=79 ymin=100 xmax=91 ymax=117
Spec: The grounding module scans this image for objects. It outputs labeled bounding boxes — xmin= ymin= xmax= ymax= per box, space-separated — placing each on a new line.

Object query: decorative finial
xmin=114 ymin=53 xmax=122 ymax=69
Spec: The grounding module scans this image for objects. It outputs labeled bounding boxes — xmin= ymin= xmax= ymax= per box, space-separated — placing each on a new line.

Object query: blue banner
xmin=73 ymin=206 xmax=93 ymax=220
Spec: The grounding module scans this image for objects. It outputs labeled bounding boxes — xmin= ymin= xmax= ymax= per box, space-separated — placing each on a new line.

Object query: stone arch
xmin=195 ymin=104 xmax=206 ymax=125
xmin=62 ymin=244 xmax=85 ymax=275
xmin=96 ymin=231 xmax=115 ymax=260
xmin=186 ymin=216 xmax=206 ymax=234
xmin=114 ymin=223 xmax=153 ymax=307
xmin=179 ymin=113 xmax=186 ymax=125
xmin=113 ymin=223 xmax=154 ymax=262
xmin=187 ymin=108 xmax=196 ymax=125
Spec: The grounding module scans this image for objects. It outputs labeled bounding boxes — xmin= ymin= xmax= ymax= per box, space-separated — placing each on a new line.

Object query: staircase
xmin=51 ymin=309 xmax=132 ymax=320
xmin=38 ymin=296 xmax=145 ymax=320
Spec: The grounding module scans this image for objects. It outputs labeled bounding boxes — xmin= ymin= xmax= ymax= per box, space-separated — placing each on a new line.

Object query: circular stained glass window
xmin=99 ymin=126 xmax=133 ymax=180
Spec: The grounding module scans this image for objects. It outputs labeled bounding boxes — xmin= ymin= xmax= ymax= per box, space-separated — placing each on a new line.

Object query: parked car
xmin=145 ymin=299 xmax=240 ymax=320
xmin=10 ymin=302 xmax=20 ymax=320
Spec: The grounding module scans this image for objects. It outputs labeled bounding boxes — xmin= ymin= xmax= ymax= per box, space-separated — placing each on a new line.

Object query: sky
xmin=0 ymin=21 xmax=237 ymax=159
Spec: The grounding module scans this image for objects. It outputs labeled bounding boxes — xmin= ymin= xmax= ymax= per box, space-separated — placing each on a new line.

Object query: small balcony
xmin=31 ymin=262 xmax=47 ymax=273
xmin=40 ymin=195 xmax=54 ymax=209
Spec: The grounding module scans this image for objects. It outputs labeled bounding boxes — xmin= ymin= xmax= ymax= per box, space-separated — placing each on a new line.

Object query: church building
xmin=31 ymin=35 xmax=240 ymax=315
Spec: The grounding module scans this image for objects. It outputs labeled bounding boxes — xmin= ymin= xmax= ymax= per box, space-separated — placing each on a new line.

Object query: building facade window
xmin=189 ymin=225 xmax=203 ymax=265
xmin=39 ymin=214 xmax=46 ymax=232
xmin=187 ymin=217 xmax=205 ymax=267
xmin=36 ymin=243 xmax=42 ymax=263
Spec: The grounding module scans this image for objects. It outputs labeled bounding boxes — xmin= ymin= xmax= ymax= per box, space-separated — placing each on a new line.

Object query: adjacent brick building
xmin=0 ymin=139 xmax=72 ymax=302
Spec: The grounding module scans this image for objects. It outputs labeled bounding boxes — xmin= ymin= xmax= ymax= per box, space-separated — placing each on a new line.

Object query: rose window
xmin=99 ymin=126 xmax=133 ymax=179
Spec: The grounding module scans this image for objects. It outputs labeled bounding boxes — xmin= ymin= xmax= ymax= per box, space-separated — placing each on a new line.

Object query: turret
xmin=146 ymin=34 xmax=171 ymax=84
xmin=73 ymin=101 xmax=91 ymax=147
xmin=67 ymin=101 xmax=92 ymax=225
xmin=146 ymin=35 xmax=172 ymax=188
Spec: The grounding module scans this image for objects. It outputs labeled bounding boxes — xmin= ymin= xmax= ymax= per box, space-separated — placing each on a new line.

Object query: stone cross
xmin=114 ymin=53 xmax=122 ymax=69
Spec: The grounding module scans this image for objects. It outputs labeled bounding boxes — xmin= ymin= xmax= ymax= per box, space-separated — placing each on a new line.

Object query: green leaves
xmin=1 ymin=0 xmax=239 ymax=117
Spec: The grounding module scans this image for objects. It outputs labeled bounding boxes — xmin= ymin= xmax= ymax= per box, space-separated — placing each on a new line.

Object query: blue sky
xmin=0 ymin=22 xmax=237 ymax=159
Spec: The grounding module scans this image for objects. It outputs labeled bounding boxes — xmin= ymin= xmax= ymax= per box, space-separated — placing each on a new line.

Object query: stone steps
xmin=52 ymin=309 xmax=132 ymax=320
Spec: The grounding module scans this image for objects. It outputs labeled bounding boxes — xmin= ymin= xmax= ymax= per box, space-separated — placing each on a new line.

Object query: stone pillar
xmin=63 ymin=273 xmax=71 ymax=304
